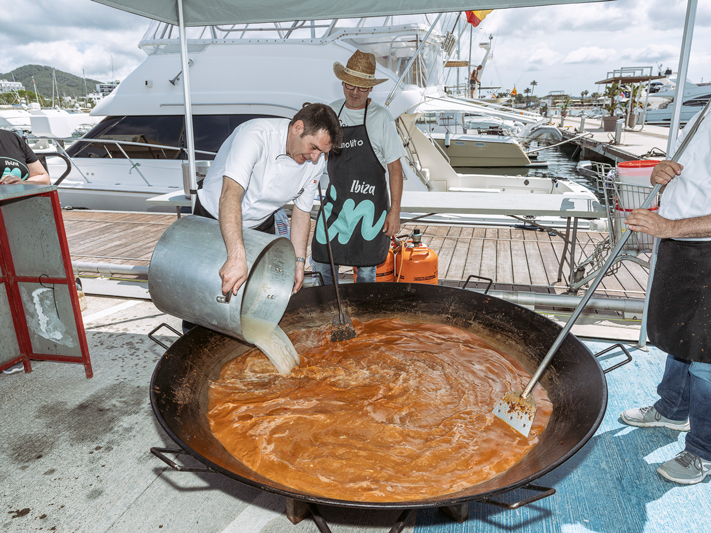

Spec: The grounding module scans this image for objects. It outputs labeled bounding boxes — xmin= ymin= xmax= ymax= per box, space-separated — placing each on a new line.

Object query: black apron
xmin=311 ymin=101 xmax=390 ymax=267
xmin=647 ymin=238 xmax=711 ymax=363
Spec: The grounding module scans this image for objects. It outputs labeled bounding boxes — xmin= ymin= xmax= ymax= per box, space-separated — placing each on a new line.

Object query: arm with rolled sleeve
xmin=290 ymin=206 xmax=311 ymax=293
xmin=217 ymin=127 xmax=264 ymax=295
xmin=378 ymin=109 xmax=406 ymax=237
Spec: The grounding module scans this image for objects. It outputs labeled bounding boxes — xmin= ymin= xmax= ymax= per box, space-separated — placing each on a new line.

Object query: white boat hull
xmin=432 ymin=134 xmax=531 ymax=168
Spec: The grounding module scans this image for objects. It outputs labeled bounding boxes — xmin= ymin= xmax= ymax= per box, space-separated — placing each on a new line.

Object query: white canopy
xmin=92 ymin=0 xmax=612 ymax=26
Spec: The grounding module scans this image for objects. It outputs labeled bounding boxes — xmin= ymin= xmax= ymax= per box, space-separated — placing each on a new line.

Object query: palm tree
xmin=581 ymin=90 xmax=589 ymax=104
xmin=524 ymin=87 xmax=532 ymax=108
xmin=530 ymin=80 xmax=538 ymax=97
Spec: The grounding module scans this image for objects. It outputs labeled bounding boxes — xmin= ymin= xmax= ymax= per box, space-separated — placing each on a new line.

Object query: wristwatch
xmin=295 ymin=257 xmax=306 ymax=264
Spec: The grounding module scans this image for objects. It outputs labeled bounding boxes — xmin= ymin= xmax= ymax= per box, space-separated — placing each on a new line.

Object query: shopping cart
xmin=569 ymin=166 xmax=658 ymax=292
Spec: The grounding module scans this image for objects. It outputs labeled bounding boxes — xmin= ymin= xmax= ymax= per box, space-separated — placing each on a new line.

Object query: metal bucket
xmin=148 ymin=216 xmax=295 ymax=340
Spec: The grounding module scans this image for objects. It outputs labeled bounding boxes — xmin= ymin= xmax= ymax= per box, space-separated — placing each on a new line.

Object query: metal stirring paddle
xmin=317 ymin=182 xmax=357 ymax=343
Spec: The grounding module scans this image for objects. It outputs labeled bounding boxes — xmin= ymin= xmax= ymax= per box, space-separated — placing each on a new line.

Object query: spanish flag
xmin=511 ymin=86 xmax=518 ymax=96
xmin=465 ymin=10 xmax=492 ymax=28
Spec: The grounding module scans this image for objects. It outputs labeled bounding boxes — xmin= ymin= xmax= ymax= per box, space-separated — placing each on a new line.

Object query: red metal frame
xmin=0 ymin=190 xmax=92 ymax=378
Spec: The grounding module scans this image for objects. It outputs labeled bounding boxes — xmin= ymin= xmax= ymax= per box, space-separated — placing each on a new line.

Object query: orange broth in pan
xmin=207 ymin=318 xmax=552 ymax=502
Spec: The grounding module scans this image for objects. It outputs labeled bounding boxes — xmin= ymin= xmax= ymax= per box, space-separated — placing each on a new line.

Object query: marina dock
xmin=62 ymin=210 xmax=650 ymax=340
xmin=558 ymin=116 xmax=671 ymax=163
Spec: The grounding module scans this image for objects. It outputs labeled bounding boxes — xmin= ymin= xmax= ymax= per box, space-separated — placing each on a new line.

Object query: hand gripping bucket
xmin=148 ymin=216 xmax=295 ymax=340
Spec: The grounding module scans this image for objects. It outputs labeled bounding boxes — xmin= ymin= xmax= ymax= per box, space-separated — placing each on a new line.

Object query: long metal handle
xmin=317 ymin=182 xmax=346 ymax=321
xmin=521 ymin=98 xmax=711 ymax=399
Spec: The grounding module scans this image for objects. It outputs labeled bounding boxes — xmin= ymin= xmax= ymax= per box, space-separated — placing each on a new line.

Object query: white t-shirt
xmin=197 ymin=118 xmax=325 ymax=228
xmin=329 ymin=99 xmax=406 ymax=169
xmin=658 ymin=110 xmax=711 ymax=241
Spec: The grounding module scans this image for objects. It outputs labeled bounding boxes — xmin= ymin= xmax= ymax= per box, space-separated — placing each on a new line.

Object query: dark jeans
xmin=312 ymin=261 xmax=376 ymax=285
xmin=654 ymin=354 xmax=711 ymax=460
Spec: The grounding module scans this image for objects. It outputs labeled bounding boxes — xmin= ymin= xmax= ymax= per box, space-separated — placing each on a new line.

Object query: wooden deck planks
xmin=59 ymin=211 xmax=650 ymax=298
xmin=509 ymin=229 xmax=531 ymax=285
xmin=445 ymin=226 xmax=472 ymax=280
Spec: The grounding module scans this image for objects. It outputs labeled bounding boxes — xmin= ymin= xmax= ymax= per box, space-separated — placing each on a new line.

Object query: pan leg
xmin=285 ymin=498 xmax=310 ymax=525
xmin=439 ymin=503 xmax=469 ymax=523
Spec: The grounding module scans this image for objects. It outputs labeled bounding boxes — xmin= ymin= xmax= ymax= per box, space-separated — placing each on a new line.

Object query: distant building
xmin=0 ymin=79 xmax=24 ymax=93
xmin=95 ymin=81 xmax=120 ymax=98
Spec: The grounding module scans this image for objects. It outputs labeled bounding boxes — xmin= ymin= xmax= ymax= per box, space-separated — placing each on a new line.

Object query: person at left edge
xmin=0 ymin=130 xmax=51 ymax=185
xmin=195 ymin=103 xmax=342 ymax=297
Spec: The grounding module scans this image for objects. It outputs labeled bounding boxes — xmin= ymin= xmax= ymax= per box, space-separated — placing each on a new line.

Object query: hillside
xmin=0 ymin=65 xmax=105 ymax=99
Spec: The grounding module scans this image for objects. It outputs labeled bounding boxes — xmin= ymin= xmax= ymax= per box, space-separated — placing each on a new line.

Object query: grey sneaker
xmin=620 ymin=405 xmax=690 ymax=431
xmin=657 ymin=451 xmax=711 ymax=485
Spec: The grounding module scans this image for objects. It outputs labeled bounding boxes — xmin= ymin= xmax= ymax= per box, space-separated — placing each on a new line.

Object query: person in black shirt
xmin=0 ymin=130 xmax=50 ymax=185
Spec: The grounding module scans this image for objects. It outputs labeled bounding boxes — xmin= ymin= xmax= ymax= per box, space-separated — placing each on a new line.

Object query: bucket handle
xmin=593 ymin=343 xmax=633 ymax=374
xmin=148 ymin=323 xmax=182 ymax=350
xmin=150 ymin=447 xmax=214 ymax=473
xmin=216 ymin=291 xmax=233 ymax=304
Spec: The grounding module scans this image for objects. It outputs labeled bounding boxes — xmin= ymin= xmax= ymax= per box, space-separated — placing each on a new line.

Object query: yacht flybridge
xmin=41 ymin=15 xmax=597 ymax=222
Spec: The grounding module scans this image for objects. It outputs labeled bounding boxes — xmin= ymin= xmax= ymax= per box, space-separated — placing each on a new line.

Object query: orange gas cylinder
xmin=395 ymin=229 xmax=438 ymax=285
xmin=353 ymin=244 xmax=396 ymax=282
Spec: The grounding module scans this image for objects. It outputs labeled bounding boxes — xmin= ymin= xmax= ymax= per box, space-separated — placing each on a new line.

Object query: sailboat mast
xmin=32 ymin=76 xmax=39 ymax=105
xmin=468 ymin=24 xmax=473 ymax=87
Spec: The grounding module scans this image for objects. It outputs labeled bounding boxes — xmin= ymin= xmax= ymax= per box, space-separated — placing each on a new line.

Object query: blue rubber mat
xmin=414 ymin=341 xmax=711 ymax=533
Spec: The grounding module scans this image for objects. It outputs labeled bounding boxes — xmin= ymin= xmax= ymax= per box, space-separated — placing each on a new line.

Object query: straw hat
xmin=333 ymin=50 xmax=387 ymax=88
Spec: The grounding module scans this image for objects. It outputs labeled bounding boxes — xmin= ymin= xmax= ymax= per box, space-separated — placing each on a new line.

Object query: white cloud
xmin=0 ymin=0 xmax=148 ymax=81
xmin=563 ymin=47 xmax=616 ymax=65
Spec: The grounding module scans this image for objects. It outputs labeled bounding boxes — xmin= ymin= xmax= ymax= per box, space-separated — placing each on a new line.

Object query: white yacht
xmin=645 ymin=82 xmax=711 ymax=125
xmin=0 ymin=105 xmax=34 ymax=134
xmin=42 ymin=15 xmax=596 ymax=219
xmin=409 ymin=34 xmax=555 ymax=169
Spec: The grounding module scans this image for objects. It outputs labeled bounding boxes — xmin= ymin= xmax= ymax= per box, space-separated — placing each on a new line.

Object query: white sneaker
xmin=2 ymin=363 xmax=23 ymax=375
xmin=620 ymin=405 xmax=690 ymax=431
xmin=657 ymin=451 xmax=711 ymax=485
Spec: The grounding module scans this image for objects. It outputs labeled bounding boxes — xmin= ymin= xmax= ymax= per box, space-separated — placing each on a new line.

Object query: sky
xmin=0 ymin=0 xmax=709 ymax=97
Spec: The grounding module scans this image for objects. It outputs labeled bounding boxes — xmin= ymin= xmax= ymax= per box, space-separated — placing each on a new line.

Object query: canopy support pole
xmin=177 ymin=0 xmax=197 ymax=212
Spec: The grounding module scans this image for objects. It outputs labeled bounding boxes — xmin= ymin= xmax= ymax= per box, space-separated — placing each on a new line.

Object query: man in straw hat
xmin=311 ymin=50 xmax=406 ymax=284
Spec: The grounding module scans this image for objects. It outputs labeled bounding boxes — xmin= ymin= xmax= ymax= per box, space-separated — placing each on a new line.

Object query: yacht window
xmin=684 ymin=97 xmax=711 ymax=107
xmin=192 ymin=115 xmax=274 ymax=155
xmin=67 ymin=116 xmax=185 ymax=159
xmin=67 ymin=114 xmax=275 ymax=159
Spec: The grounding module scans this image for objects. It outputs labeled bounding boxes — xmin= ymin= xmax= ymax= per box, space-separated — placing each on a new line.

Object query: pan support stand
xmin=285 ymin=498 xmax=415 ymax=533
xmin=440 ymin=503 xmax=470 ymax=523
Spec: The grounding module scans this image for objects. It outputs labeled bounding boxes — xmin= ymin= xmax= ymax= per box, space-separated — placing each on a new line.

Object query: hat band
xmin=344 ymin=66 xmax=375 ymax=80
